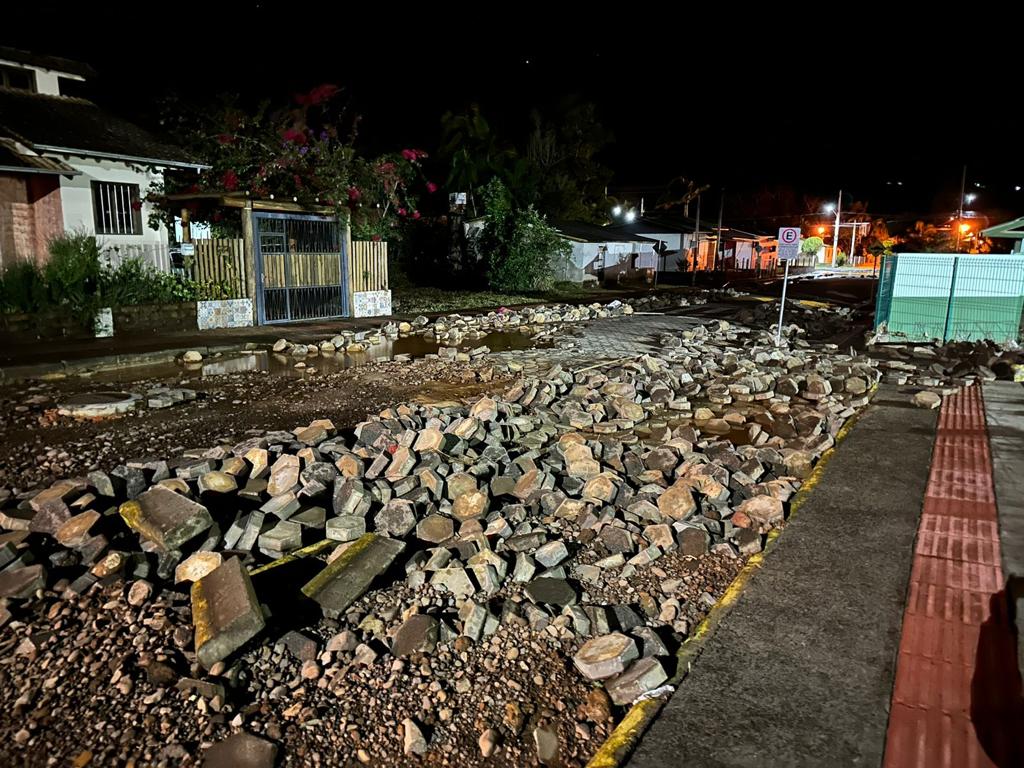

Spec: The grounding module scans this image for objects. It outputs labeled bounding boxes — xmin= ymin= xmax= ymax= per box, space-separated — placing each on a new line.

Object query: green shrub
xmin=0 ymin=261 xmax=48 ymax=313
xmin=1 ymin=234 xmax=232 ymax=332
xmin=479 ymin=179 xmax=570 ymax=293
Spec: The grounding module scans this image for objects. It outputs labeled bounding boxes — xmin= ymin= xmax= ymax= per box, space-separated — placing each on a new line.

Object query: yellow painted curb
xmin=585 ymin=385 xmax=877 ymax=768
xmin=248 ymin=538 xmax=337 ymax=577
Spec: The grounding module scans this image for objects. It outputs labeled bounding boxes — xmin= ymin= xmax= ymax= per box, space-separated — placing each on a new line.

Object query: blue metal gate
xmin=253 ymin=212 xmax=349 ymax=324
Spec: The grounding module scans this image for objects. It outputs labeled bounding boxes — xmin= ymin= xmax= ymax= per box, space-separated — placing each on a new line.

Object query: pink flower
xmin=305 ymin=83 xmax=339 ymax=105
xmin=372 ymin=234 xmax=382 ymax=242
xmin=397 ymin=207 xmax=407 ymax=217
xmin=425 ymin=181 xmax=438 ymax=193
xmin=348 ymin=186 xmax=361 ymax=202
xmin=222 ymin=170 xmax=239 ymax=191
xmin=282 ymin=128 xmax=306 ymax=145
xmin=412 ymin=210 xmax=421 ymax=220
xmin=401 ymin=149 xmax=416 ymax=161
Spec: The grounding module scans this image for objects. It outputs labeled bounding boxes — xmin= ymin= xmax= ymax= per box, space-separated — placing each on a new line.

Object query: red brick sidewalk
xmin=884 ymin=386 xmax=1023 ymax=768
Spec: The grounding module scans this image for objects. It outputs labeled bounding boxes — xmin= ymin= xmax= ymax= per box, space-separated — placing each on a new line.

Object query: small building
xmin=552 ymin=220 xmax=659 ymax=284
xmin=607 ymin=214 xmax=717 ymax=273
xmin=716 ymin=226 xmax=777 ymax=272
xmin=0 ymin=47 xmax=204 ymax=270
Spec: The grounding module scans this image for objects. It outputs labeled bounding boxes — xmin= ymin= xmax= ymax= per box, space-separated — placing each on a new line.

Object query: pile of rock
xmin=1 ymin=313 xmax=886 ymax=721
xmin=870 ymin=339 xmax=1024 ymax=390
xmin=735 ymin=300 xmax=857 ymax=341
xmin=267 ymin=302 xmax=636 ymax=359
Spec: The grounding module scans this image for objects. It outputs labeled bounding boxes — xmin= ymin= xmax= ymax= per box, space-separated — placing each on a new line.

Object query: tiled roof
xmin=0 ymin=87 xmax=201 ymax=167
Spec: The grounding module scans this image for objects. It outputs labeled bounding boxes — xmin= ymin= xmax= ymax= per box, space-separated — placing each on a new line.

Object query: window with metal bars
xmin=91 ymin=181 xmax=143 ymax=235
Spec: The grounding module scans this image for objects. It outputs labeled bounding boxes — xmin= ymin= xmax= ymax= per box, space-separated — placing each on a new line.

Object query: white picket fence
xmin=102 ymin=243 xmax=173 ymax=273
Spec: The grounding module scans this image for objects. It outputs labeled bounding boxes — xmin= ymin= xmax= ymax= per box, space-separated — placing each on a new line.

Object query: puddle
xmin=86 ymin=331 xmax=550 ymax=384
xmin=57 ymin=391 xmax=140 ymax=418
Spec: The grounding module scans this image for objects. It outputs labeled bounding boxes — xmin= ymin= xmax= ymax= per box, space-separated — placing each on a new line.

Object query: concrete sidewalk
xmin=628 ymin=386 xmax=938 ymax=767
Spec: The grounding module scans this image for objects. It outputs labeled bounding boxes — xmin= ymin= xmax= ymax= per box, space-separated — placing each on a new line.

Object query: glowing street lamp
xmin=612 ymin=205 xmax=622 ymax=217
xmin=624 ymin=210 xmax=637 ymax=223
xmin=816 ymin=226 xmax=826 ymax=235
xmin=959 ymin=223 xmax=971 ymax=234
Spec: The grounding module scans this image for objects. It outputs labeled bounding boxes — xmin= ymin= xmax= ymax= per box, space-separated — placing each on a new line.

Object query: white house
xmin=0 ymin=47 xmax=205 ymax=270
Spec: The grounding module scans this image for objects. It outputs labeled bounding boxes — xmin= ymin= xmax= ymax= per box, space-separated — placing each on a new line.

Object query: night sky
xmin=4 ymin=5 xmax=1022 ymax=227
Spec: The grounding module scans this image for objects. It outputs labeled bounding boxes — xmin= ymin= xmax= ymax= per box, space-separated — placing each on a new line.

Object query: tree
xmin=151 ymin=86 xmax=437 ymax=241
xmin=439 ymin=106 xmax=512 ymax=216
xmin=478 ymin=179 xmax=570 ymax=292
xmin=439 ymin=100 xmax=613 ymax=223
xmin=800 ymin=236 xmax=824 ymax=258
xmin=525 ymin=100 xmax=613 ymax=223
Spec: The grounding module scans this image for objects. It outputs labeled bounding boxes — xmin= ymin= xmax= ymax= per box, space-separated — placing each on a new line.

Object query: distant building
xmin=552 ymin=220 xmax=658 ymax=284
xmin=0 ymin=47 xmax=205 ymax=269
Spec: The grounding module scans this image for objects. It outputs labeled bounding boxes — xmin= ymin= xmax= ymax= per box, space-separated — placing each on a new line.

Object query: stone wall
xmin=197 ymin=298 xmax=253 ymax=330
xmin=113 ymin=303 xmax=198 ymax=335
xmin=0 ymin=309 xmax=93 ymax=340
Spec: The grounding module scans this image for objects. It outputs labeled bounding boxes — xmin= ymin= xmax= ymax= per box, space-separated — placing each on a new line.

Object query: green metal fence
xmin=874 ymin=253 xmax=1024 ymax=343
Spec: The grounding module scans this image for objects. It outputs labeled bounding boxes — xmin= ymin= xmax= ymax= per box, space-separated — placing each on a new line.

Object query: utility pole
xmin=955 ymin=164 xmax=967 ymax=252
xmin=831 ymin=189 xmax=842 ymax=265
xmin=691 ymin=194 xmax=701 ymax=286
xmin=714 ymin=188 xmax=724 ymax=272
xmin=849 ymin=222 xmax=858 ymax=266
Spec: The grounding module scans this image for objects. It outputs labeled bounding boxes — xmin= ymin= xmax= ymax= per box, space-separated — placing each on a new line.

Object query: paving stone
xmin=430 ymin=566 xmax=476 ymax=598
xmin=525 ymin=577 xmax=577 ymax=607
xmin=197 ymin=471 xmax=237 ymax=495
xmin=534 ymin=540 xmax=570 ymax=568
xmin=374 ymin=499 xmax=417 ymax=536
xmin=326 ymin=516 xmax=366 ymax=542
xmin=453 ymin=490 xmax=489 ymax=521
xmin=606 ymin=657 xmax=669 ymax=705
xmin=416 ymin=514 xmax=454 ymax=544
xmin=266 ymin=455 xmax=300 ymax=496
xmin=175 ymin=551 xmax=223 ymax=583
xmin=0 ymin=564 xmax=46 ymax=598
xmin=657 ymin=480 xmax=698 ymax=521
xmin=203 ymin=732 xmax=277 ymax=768
xmin=573 ymin=632 xmax=640 ymax=680
xmin=391 ymin=614 xmax=439 ymax=657
xmin=120 ymin=485 xmax=214 ymax=551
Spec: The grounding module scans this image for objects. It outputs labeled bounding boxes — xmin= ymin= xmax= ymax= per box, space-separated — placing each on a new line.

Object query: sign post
xmin=775 ymin=227 xmax=801 ymax=345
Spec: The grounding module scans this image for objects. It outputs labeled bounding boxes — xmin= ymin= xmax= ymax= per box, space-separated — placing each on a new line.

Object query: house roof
xmin=552 ymin=220 xmax=641 ymax=243
xmin=0 ymin=46 xmax=95 ymax=80
xmin=0 ymin=136 xmax=79 ymax=176
xmin=0 ymin=88 xmax=204 ymax=168
xmin=981 ymin=216 xmax=1024 ymax=240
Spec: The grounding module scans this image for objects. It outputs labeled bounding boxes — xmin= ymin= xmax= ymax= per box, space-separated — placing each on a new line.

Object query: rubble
xmin=2 ymin=293 xmax=1006 ymax=766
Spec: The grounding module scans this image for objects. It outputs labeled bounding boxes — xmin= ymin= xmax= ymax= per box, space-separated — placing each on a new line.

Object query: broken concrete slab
xmin=301 ymin=533 xmax=406 ymax=618
xmin=191 ymin=556 xmax=265 ymax=669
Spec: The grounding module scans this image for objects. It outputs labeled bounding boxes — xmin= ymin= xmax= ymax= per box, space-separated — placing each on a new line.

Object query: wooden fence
xmin=352 ymin=241 xmax=389 ymax=292
xmin=193 ymin=238 xmax=248 ymax=298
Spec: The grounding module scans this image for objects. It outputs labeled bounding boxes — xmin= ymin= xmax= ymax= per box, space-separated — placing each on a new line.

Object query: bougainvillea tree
xmin=150 ymin=86 xmax=439 ymax=240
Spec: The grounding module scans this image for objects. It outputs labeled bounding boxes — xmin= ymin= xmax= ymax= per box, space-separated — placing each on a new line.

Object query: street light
xmin=612 ymin=205 xmax=622 ymax=217
xmin=959 ymin=223 xmax=971 ymax=234
xmin=816 ymin=226 xmax=825 ymax=235
xmin=624 ymin=210 xmax=636 ymax=223
xmin=824 ymin=192 xmax=842 ymax=265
